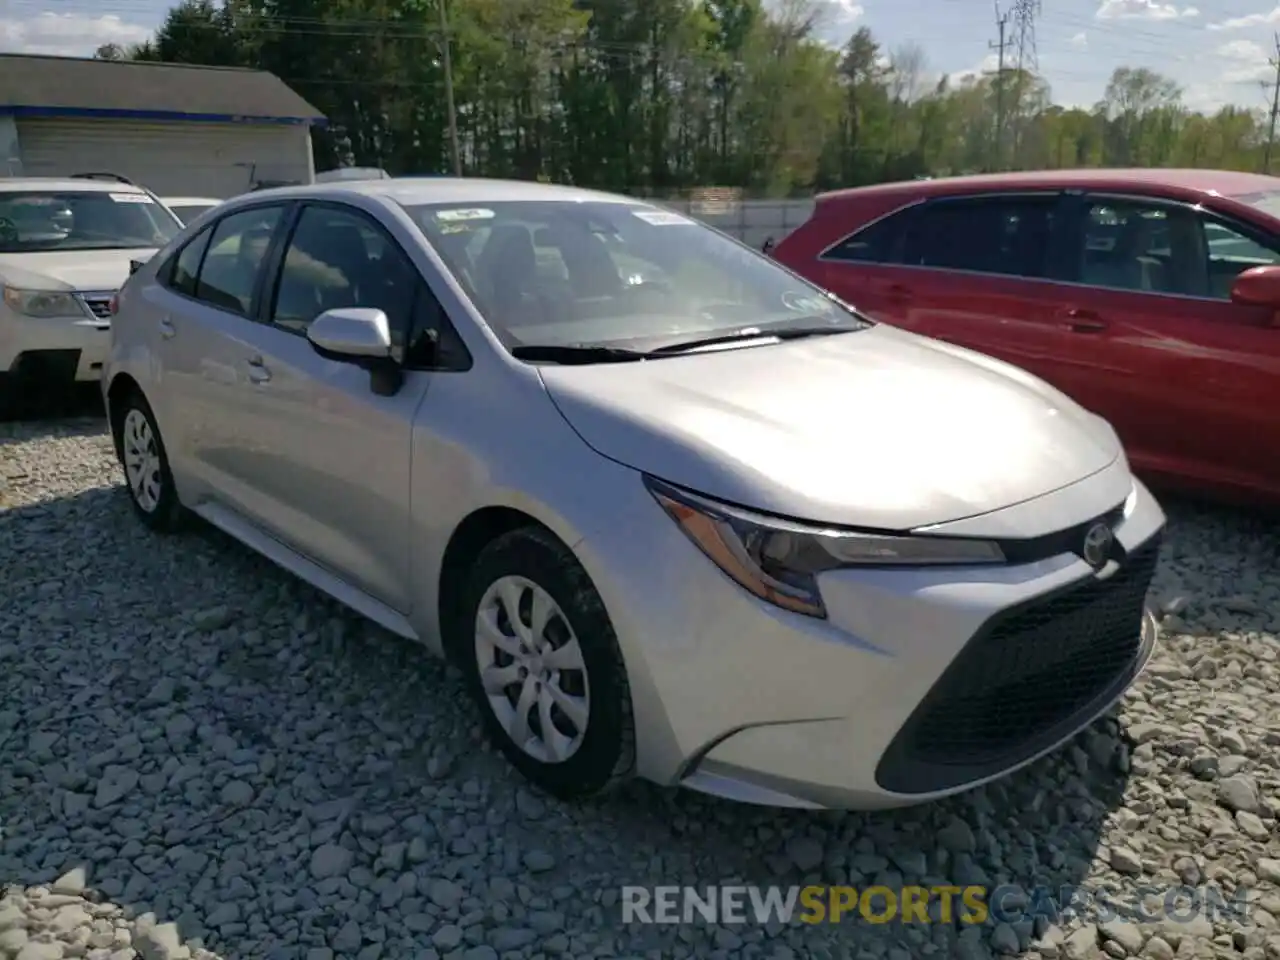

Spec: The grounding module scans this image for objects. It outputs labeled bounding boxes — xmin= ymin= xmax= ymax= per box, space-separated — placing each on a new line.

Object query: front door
xmin=1052 ymin=193 xmax=1280 ymax=498
xmin=219 ymin=202 xmax=428 ymax=612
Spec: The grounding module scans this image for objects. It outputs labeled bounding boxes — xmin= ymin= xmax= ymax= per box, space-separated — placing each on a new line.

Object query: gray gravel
xmin=2 ymin=415 xmax=1279 ymax=960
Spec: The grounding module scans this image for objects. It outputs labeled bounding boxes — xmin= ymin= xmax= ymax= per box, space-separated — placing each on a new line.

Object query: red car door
xmin=1048 ymin=192 xmax=1280 ymax=501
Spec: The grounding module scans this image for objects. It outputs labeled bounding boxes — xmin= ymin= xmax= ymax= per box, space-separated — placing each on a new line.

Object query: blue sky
xmin=2 ymin=0 xmax=1279 ymax=114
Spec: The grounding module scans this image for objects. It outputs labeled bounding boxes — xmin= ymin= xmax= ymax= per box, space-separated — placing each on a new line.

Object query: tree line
xmin=93 ymin=0 xmax=1276 ymax=197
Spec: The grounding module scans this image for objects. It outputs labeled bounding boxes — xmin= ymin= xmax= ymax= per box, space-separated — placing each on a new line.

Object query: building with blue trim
xmin=0 ymin=54 xmax=327 ymax=198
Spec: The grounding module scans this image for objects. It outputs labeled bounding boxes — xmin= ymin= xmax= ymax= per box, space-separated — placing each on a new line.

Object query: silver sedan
xmin=102 ymin=177 xmax=1165 ymax=810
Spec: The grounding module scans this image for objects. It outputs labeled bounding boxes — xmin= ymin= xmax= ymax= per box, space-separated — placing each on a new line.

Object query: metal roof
xmin=0 ymin=54 xmax=325 ymax=124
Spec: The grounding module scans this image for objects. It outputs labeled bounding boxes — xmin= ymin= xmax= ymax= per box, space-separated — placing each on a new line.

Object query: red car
xmin=772 ymin=168 xmax=1280 ymax=506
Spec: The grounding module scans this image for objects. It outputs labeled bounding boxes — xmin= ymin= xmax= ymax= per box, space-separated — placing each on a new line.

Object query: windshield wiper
xmin=647 ymin=323 xmax=865 ymax=356
xmin=510 ymin=344 xmax=648 ymax=365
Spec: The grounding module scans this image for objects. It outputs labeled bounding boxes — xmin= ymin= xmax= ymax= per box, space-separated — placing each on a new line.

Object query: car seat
xmin=476 ymin=225 xmax=541 ymax=324
xmin=1084 ymin=215 xmax=1167 ymax=292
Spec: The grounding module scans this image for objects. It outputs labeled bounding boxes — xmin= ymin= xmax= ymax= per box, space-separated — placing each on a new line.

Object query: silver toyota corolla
xmin=102 ymin=178 xmax=1165 ymax=810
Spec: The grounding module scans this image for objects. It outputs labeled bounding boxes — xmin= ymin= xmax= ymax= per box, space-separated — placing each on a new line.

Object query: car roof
xmin=162 ymin=197 xmax=221 ymax=205
xmin=238 ymin=177 xmax=649 ymax=207
xmin=816 ymin=168 xmax=1280 ymax=204
xmin=0 ymin=177 xmax=148 ymax=194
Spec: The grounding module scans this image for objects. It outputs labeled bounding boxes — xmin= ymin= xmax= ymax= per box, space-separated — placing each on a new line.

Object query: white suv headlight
xmin=2 ymin=287 xmax=85 ymax=318
xmin=645 ymin=476 xmax=1005 ymax=619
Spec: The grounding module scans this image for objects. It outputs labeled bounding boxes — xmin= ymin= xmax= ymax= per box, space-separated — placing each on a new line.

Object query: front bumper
xmin=0 ymin=296 xmax=113 ymax=384
xmin=574 ymin=463 xmax=1165 ymax=811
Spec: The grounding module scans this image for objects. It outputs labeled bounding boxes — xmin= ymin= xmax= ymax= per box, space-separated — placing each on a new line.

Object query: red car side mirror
xmin=1230 ymin=265 xmax=1280 ymax=320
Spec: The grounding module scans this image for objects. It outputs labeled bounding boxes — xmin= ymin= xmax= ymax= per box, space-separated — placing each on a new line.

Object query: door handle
xmin=158 ymin=317 xmax=176 ymax=340
xmin=1058 ymin=308 xmax=1107 ymax=333
xmin=885 ymin=283 xmax=913 ymax=300
xmin=245 ymin=356 xmax=271 ymax=384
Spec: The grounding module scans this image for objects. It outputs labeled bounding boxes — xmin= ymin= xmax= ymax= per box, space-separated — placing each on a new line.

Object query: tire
xmin=113 ymin=389 xmax=185 ymax=532
xmin=459 ymin=526 xmax=635 ymax=799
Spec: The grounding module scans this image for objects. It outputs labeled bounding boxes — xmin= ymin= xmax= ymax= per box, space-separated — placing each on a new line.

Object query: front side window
xmin=195 ymin=206 xmax=284 ymax=316
xmin=1199 ymin=216 xmax=1280 ymax=300
xmin=901 ymin=195 xmax=1059 ymax=279
xmin=1078 ymin=196 xmax=1280 ymax=300
xmin=402 ymin=200 xmax=862 ymax=353
xmin=0 ymin=190 xmax=180 ymax=253
xmin=269 ymin=205 xmax=418 ymax=341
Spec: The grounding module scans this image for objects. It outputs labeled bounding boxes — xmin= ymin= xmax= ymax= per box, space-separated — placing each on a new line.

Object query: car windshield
xmin=168 ymin=203 xmax=216 ymax=225
xmin=0 ymin=191 xmax=180 ymax=253
xmin=402 ymin=199 xmax=866 ymax=352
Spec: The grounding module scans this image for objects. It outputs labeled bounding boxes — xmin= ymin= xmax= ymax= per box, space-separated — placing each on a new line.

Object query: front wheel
xmin=114 ymin=390 xmax=185 ymax=532
xmin=460 ymin=527 xmax=635 ymax=799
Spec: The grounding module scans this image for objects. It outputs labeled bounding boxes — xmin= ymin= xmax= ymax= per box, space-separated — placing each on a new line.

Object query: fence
xmin=652 ymin=197 xmax=817 ymax=249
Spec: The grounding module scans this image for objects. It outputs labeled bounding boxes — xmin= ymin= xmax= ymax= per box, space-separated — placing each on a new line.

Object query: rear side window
xmin=823 ymin=209 xmax=906 ymax=263
xmin=901 ymin=195 xmax=1059 ymax=279
xmin=166 ymin=227 xmax=213 ymax=297
xmin=195 ymin=206 xmax=285 ymax=316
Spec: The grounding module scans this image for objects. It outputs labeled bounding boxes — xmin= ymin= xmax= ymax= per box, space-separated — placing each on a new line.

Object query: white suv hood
xmin=0 ymin=248 xmax=157 ymax=291
xmin=539 ymin=324 xmax=1124 ymax=531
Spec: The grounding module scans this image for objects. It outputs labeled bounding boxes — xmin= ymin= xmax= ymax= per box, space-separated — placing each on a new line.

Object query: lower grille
xmin=876 ymin=532 xmax=1162 ymax=795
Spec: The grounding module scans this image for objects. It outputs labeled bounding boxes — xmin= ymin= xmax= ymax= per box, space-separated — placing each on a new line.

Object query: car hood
xmin=539 ymin=324 xmax=1123 ymax=530
xmin=0 ymin=248 xmax=157 ymax=292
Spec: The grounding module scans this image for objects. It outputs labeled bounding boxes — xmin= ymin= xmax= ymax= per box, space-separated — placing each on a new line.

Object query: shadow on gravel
xmin=0 ymin=482 xmax=1136 ymax=960
xmin=0 ymin=385 xmax=106 ymax=434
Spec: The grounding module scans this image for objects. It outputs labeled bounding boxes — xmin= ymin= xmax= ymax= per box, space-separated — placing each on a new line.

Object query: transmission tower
xmin=1009 ymin=0 xmax=1041 ymax=166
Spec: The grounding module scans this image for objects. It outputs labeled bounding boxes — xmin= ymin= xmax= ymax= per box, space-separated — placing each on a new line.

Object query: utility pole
xmin=988 ymin=3 xmax=1010 ymax=172
xmin=1266 ymin=31 xmax=1280 ymax=174
xmin=438 ymin=0 xmax=462 ymax=177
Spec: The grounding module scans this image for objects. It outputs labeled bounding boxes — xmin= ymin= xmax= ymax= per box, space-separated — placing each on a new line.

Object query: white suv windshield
xmin=403 ymin=199 xmax=863 ymax=351
xmin=0 ymin=191 xmax=180 ymax=253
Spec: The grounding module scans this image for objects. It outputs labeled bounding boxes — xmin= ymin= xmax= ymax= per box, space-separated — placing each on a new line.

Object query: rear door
xmin=146 ymin=202 xmax=291 ymax=507
xmin=1047 ymin=192 xmax=1280 ymax=498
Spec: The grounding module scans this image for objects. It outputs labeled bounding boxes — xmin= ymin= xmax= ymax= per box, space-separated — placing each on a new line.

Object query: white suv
xmin=0 ymin=177 xmax=182 ymax=407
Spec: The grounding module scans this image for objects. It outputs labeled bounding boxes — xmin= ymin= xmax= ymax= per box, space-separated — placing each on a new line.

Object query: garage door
xmin=16 ymin=119 xmax=314 ymax=199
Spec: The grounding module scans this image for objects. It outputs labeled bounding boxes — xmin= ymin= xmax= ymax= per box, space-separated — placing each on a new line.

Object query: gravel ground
xmin=1 ymin=414 xmax=1279 ymax=960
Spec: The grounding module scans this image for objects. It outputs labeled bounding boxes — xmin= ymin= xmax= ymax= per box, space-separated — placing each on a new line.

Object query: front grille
xmin=876 ymin=532 xmax=1162 ymax=795
xmin=80 ymin=295 xmax=113 ymax=320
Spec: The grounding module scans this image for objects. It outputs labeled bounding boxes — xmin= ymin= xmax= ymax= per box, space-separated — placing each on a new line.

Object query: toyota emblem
xmin=1081 ymin=522 xmax=1114 ymax=569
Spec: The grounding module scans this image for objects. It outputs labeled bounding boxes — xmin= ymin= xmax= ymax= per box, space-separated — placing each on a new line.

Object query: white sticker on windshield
xmin=634 ymin=209 xmax=692 ymax=226
xmin=435 ymin=208 xmax=494 ymax=222
xmin=110 ymin=192 xmax=153 ymax=203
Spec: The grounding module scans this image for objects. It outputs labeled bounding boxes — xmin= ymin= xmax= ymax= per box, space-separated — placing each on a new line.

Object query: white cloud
xmin=811 ymin=0 xmax=864 ymax=48
xmin=1215 ymin=38 xmax=1272 ymax=83
xmin=947 ymin=53 xmax=999 ymax=86
xmin=1096 ymin=0 xmax=1199 ymax=20
xmin=1208 ymin=6 xmax=1280 ymax=30
xmin=1068 ymin=31 xmax=1089 ymax=49
xmin=0 ymin=13 xmax=152 ymax=57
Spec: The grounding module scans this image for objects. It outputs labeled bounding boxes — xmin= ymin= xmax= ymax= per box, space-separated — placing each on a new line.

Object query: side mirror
xmin=306 ymin=307 xmax=402 ymax=396
xmin=1230 ymin=265 xmax=1280 ymax=313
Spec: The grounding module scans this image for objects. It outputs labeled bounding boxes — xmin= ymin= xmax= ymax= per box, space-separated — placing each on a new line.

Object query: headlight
xmin=2 ymin=287 xmax=85 ymax=318
xmin=645 ymin=476 xmax=1005 ymax=619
